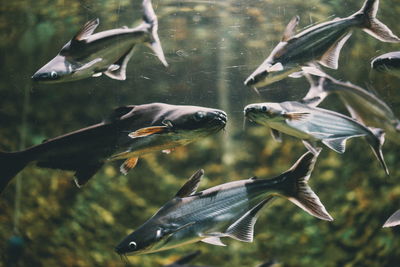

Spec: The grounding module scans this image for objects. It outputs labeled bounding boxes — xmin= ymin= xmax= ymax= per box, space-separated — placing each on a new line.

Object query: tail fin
xmin=142 ymin=0 xmax=168 ymax=67
xmin=356 ymin=0 xmax=400 ymax=43
xmin=367 ymin=127 xmax=389 ymax=175
xmin=0 ymin=151 xmax=29 ymax=194
xmin=301 ymin=74 xmax=330 ymax=107
xmin=281 ymin=150 xmax=333 ymax=221
xmin=383 ymin=209 xmax=400 ymax=228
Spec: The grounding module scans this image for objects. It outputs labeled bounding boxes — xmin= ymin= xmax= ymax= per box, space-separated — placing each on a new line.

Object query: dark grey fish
xmin=31 ymin=0 xmax=167 ymax=83
xmin=244 ymin=101 xmax=389 ymax=175
xmin=163 ymin=251 xmax=212 ymax=267
xmin=383 ymin=209 xmax=400 ymax=228
xmin=371 ymin=51 xmax=400 ymax=78
xmin=302 ymin=72 xmax=400 ymax=144
xmin=0 ymin=103 xmax=226 ymax=193
xmin=115 ymin=151 xmax=332 ymax=256
xmin=244 ymin=0 xmax=400 ymax=89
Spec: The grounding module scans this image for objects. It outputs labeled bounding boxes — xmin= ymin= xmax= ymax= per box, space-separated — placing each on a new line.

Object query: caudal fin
xmin=301 ymin=74 xmax=330 ymax=107
xmin=282 ymin=150 xmax=333 ymax=221
xmin=367 ymin=127 xmax=389 ymax=175
xmin=142 ymin=0 xmax=168 ymax=67
xmin=356 ymin=0 xmax=400 ymax=43
xmin=0 ymin=151 xmax=29 ymax=194
xmin=383 ymin=209 xmax=400 ymax=228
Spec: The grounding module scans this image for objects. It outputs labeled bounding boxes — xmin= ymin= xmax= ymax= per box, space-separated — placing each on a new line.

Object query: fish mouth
xmin=244 ymin=70 xmax=268 ymax=86
xmin=208 ymin=110 xmax=227 ymax=130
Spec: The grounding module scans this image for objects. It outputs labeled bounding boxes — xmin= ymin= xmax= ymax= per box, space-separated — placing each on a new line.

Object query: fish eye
xmin=128 ymin=241 xmax=137 ymax=250
xmin=261 ymin=106 xmax=268 ymax=112
xmin=194 ymin=111 xmax=206 ymax=121
xmin=50 ymin=71 xmax=58 ymax=79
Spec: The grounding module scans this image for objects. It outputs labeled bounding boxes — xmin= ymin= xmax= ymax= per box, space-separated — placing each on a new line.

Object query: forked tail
xmin=367 ymin=127 xmax=389 ymax=175
xmin=142 ymin=0 xmax=168 ymax=67
xmin=281 ymin=150 xmax=333 ymax=221
xmin=355 ymin=0 xmax=400 ymax=43
xmin=0 ymin=151 xmax=30 ymax=194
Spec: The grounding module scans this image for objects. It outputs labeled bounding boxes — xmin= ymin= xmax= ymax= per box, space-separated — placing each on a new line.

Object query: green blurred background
xmin=1 ymin=0 xmax=400 ymax=266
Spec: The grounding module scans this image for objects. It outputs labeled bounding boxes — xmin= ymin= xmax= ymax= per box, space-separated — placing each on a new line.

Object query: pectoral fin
xmin=282 ymin=16 xmax=300 ymax=42
xmin=128 ymin=126 xmax=169 ymax=138
xmin=288 ymin=71 xmax=304 ymax=78
xmin=159 ymin=222 xmax=196 ymax=240
xmin=104 ymin=47 xmax=136 ymax=80
xmin=322 ymin=137 xmax=349 ymax=153
xmin=175 ymin=169 xmax=204 ymax=198
xmin=75 ymin=58 xmax=102 ymax=72
xmin=283 ymin=112 xmax=310 ymax=121
xmin=267 ymin=62 xmax=284 ymax=72
xmin=73 ymin=18 xmax=99 ymax=41
xmin=120 ymin=157 xmax=139 ymax=175
xmin=270 ymin=128 xmax=282 ymax=143
xmin=225 ymin=197 xmax=274 ymax=242
xmin=201 ymin=236 xmax=226 ymax=246
xmin=318 ymin=32 xmax=352 ymax=69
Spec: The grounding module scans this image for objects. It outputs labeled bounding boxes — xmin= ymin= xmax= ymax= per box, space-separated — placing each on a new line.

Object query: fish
xmin=163 ymin=251 xmax=205 ymax=267
xmin=31 ymin=0 xmax=168 ymax=83
xmin=244 ymin=101 xmax=389 ymax=175
xmin=371 ymin=51 xmax=400 ymax=78
xmin=244 ymin=0 xmax=400 ymax=89
xmin=0 ymin=103 xmax=227 ymax=193
xmin=383 ymin=209 xmax=400 ymax=228
xmin=302 ymin=72 xmax=400 ymax=144
xmin=114 ymin=151 xmax=333 ymax=256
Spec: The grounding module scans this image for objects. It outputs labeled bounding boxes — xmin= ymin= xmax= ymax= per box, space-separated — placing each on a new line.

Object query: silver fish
xmin=371 ymin=51 xmax=400 ymax=78
xmin=115 ymin=151 xmax=333 ymax=256
xmin=244 ymin=0 xmax=400 ymax=89
xmin=244 ymin=101 xmax=389 ymax=175
xmin=31 ymin=0 xmax=167 ymax=83
xmin=383 ymin=209 xmax=400 ymax=228
xmin=302 ymin=72 xmax=400 ymax=144
xmin=0 ymin=103 xmax=226 ymax=193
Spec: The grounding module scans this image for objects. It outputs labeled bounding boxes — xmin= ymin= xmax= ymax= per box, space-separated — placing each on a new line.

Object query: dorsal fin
xmin=105 ymin=106 xmax=135 ymax=123
xmin=282 ymin=16 xmax=300 ymax=41
xmin=73 ymin=18 xmax=99 ymax=41
xmin=175 ymin=169 xmax=204 ymax=198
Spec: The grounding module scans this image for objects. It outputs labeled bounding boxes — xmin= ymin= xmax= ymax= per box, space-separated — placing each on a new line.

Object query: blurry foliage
xmin=1 ymin=0 xmax=400 ymax=266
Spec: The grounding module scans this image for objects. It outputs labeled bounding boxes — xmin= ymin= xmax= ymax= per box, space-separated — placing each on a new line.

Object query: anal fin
xmin=201 ymin=236 xmax=226 ymax=246
xmin=318 ymin=32 xmax=352 ymax=69
xmin=104 ymin=46 xmax=136 ymax=80
xmin=74 ymin=162 xmax=104 ymax=188
xmin=322 ymin=137 xmax=349 ymax=154
xmin=225 ymin=197 xmax=274 ymax=242
xmin=120 ymin=157 xmax=139 ymax=175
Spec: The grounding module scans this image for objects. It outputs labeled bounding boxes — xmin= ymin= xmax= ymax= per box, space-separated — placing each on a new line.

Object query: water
xmin=1 ymin=0 xmax=399 ymax=266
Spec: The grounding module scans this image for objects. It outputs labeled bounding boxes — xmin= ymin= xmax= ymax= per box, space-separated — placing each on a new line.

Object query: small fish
xmin=244 ymin=101 xmax=389 ymax=175
xmin=244 ymin=0 xmax=400 ymax=89
xmin=302 ymin=72 xmax=400 ymax=144
xmin=371 ymin=51 xmax=400 ymax=78
xmin=383 ymin=209 xmax=400 ymax=228
xmin=163 ymin=251 xmax=206 ymax=267
xmin=114 ymin=151 xmax=333 ymax=256
xmin=0 ymin=103 xmax=227 ymax=193
xmin=31 ymin=0 xmax=167 ymax=83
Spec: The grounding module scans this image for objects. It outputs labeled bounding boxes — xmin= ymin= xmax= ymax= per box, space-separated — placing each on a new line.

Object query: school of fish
xmin=2 ymin=0 xmax=400 ymax=265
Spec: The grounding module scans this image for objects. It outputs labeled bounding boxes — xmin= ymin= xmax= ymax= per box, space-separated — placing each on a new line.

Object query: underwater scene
xmin=1 ymin=0 xmax=400 ymax=266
